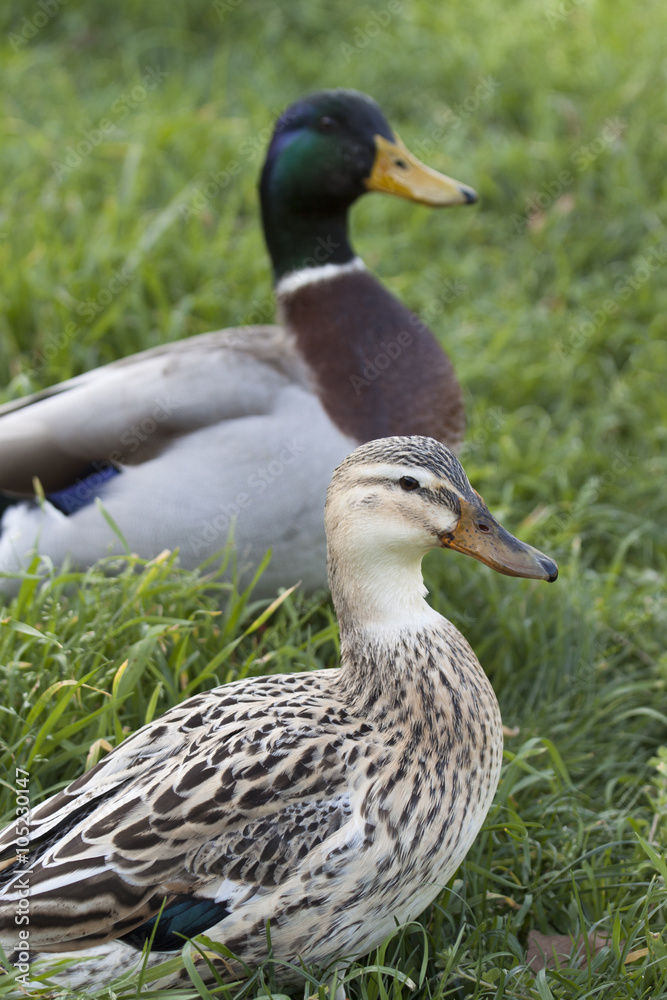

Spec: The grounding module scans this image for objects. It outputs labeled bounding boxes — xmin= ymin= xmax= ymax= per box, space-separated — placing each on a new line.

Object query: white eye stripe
xmin=357 ymin=463 xmax=464 ymax=496
xmin=361 ymin=464 xmax=435 ymax=485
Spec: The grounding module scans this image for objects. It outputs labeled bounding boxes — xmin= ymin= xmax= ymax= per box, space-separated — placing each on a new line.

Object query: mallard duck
xmin=0 ymin=436 xmax=557 ymax=990
xmin=0 ymin=89 xmax=477 ymax=598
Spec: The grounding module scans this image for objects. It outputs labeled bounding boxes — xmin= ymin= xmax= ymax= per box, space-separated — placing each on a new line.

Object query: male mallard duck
xmin=0 ymin=436 xmax=557 ymax=990
xmin=0 ymin=89 xmax=477 ymax=598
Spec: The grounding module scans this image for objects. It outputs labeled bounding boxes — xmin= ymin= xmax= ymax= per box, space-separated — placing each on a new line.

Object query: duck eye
xmin=399 ymin=476 xmax=420 ymax=491
xmin=317 ymin=116 xmax=336 ymax=132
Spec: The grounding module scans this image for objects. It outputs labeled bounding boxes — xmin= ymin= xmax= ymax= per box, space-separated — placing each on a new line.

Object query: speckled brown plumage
xmin=0 ymin=436 xmax=556 ymax=990
xmin=0 ymin=642 xmax=500 ymax=986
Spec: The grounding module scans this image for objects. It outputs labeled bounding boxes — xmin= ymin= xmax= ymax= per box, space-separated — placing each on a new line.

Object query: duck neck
xmin=260 ymin=193 xmax=356 ymax=282
xmin=332 ymin=556 xmax=499 ymax=744
xmin=335 ymin=589 xmax=494 ymax=738
xmin=329 ymin=543 xmax=439 ymax=637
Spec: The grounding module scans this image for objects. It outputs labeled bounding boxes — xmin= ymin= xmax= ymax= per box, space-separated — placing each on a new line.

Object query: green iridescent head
xmin=259 ymin=89 xmax=477 ymax=280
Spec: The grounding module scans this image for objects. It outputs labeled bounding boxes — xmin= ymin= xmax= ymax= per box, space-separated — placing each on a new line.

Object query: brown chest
xmin=279 ymin=270 xmax=465 ymax=448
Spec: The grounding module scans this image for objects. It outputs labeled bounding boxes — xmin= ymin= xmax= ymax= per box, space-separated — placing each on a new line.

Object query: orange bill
xmin=440 ymin=493 xmax=558 ymax=581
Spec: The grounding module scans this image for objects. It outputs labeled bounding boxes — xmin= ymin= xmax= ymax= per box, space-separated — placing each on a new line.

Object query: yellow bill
xmin=366 ymin=133 xmax=477 ymax=207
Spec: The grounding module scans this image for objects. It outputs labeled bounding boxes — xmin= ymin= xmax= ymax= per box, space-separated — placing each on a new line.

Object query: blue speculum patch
xmin=46 ymin=463 xmax=121 ymax=515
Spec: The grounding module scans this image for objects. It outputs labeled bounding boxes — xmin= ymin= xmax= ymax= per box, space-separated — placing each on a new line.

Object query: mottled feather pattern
xmin=0 ymin=435 xmax=549 ymax=990
xmin=0 ymin=624 xmax=500 ymax=978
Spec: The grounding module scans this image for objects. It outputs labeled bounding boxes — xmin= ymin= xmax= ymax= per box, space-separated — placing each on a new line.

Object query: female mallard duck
xmin=0 ymin=436 xmax=557 ymax=990
xmin=0 ymin=89 xmax=477 ymax=598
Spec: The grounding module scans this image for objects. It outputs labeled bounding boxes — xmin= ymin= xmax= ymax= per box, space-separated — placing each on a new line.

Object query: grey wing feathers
xmin=0 ymin=326 xmax=311 ymax=494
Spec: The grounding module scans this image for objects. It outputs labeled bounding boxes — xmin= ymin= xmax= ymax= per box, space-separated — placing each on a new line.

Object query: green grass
xmin=1 ymin=0 xmax=666 ymax=997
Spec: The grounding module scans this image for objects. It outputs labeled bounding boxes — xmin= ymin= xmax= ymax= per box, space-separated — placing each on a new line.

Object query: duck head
xmin=260 ymin=89 xmax=477 ymax=279
xmin=325 ymin=436 xmax=557 ymax=629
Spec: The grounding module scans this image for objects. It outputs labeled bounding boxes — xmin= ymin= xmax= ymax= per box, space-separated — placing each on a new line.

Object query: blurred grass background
xmin=1 ymin=0 xmax=666 ymax=997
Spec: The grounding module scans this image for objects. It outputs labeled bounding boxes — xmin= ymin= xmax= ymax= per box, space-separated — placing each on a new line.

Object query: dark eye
xmin=317 ymin=116 xmax=336 ymax=132
xmin=477 ymin=522 xmax=491 ymax=533
xmin=399 ymin=476 xmax=420 ymax=491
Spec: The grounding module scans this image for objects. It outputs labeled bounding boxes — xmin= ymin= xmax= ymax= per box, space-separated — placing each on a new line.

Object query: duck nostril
xmin=477 ymin=522 xmax=491 ymax=533
xmin=393 ymin=158 xmax=408 ymax=170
